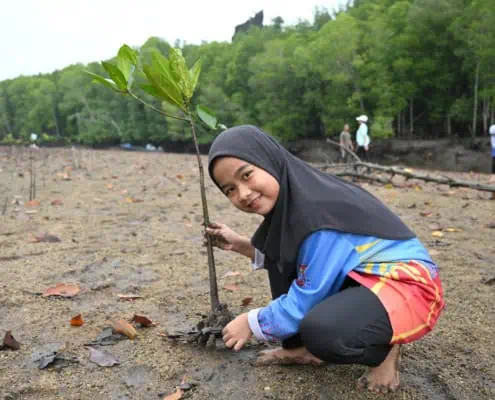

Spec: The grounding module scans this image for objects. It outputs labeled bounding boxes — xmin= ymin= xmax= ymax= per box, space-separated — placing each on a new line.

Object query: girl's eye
xmin=242 ymin=170 xmax=252 ymax=180
xmin=225 ymin=188 xmax=234 ymax=197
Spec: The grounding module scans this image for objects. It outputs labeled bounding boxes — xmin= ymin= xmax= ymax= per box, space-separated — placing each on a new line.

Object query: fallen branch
xmin=317 ymin=161 xmax=495 ymax=192
xmin=332 ymin=171 xmax=394 ymax=185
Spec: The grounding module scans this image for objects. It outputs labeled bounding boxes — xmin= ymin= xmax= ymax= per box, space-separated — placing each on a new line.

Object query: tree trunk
xmin=447 ymin=114 xmax=452 ymax=137
xmin=409 ymin=99 xmax=414 ymax=136
xmin=472 ymin=60 xmax=480 ymax=137
xmin=397 ymin=111 xmax=401 ymax=137
xmin=482 ymin=96 xmax=489 ymax=134
xmin=52 ymin=104 xmax=60 ymax=137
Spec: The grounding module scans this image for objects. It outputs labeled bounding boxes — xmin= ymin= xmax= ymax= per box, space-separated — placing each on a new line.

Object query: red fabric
xmin=348 ymin=260 xmax=444 ymax=344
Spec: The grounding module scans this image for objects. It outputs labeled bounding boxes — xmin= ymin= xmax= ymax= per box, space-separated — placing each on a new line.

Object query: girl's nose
xmin=238 ymin=184 xmax=252 ymax=202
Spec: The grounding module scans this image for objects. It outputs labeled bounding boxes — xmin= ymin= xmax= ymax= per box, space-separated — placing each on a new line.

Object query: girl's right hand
xmin=205 ymin=223 xmax=242 ymax=252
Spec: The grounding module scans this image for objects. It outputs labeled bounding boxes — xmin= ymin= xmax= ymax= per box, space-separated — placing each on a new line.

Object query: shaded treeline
xmin=1 ymin=0 xmax=494 ymax=146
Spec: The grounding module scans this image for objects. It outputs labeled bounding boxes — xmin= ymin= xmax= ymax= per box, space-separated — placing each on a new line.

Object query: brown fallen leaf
xmin=43 ymin=283 xmax=80 ymax=298
xmin=125 ymin=197 xmax=143 ymax=203
xmin=420 ymin=211 xmax=433 ymax=217
xmin=31 ymin=233 xmax=61 ymax=243
xmin=70 ymin=314 xmax=84 ymax=327
xmin=1 ymin=331 xmax=20 ymax=350
xmin=163 ymin=388 xmax=183 ymax=400
xmin=25 ymin=200 xmax=41 ymax=207
xmin=112 ymin=319 xmax=137 ymax=339
xmin=485 ymin=223 xmax=495 ymax=229
xmin=223 ymin=283 xmax=239 ymax=292
xmin=443 ymin=227 xmax=462 ymax=232
xmin=241 ymin=297 xmax=253 ymax=307
xmin=50 ymin=199 xmax=63 ymax=206
xmin=131 ymin=314 xmax=154 ymax=328
xmin=117 ymin=294 xmax=143 ymax=301
xmin=222 ymin=271 xmax=242 ymax=279
xmin=431 ymin=231 xmax=444 ymax=238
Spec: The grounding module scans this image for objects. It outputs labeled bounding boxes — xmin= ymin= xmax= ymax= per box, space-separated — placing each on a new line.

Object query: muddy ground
xmin=0 ymin=147 xmax=494 ymax=400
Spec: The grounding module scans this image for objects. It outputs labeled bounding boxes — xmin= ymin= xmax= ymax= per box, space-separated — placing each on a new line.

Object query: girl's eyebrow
xmin=219 ymin=163 xmax=250 ymax=191
xmin=234 ymin=163 xmax=251 ymax=178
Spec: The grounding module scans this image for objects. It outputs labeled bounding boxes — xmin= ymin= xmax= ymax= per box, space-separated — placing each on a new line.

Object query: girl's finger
xmin=234 ymin=339 xmax=245 ymax=351
xmin=225 ymin=338 xmax=236 ymax=349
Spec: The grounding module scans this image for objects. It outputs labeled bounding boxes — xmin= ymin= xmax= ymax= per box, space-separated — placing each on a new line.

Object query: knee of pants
xmin=300 ymin=316 xmax=352 ymax=360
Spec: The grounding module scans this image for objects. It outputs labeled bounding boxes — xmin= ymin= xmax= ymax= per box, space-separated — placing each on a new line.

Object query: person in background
xmin=355 ymin=115 xmax=370 ymax=162
xmin=339 ymin=124 xmax=354 ymax=162
xmin=490 ymin=124 xmax=495 ymax=200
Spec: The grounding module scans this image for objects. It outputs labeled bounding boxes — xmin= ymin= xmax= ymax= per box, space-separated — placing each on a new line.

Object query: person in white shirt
xmin=355 ymin=115 xmax=370 ymax=162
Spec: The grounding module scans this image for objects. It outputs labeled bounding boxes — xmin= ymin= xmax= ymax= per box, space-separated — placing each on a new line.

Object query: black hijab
xmin=208 ymin=125 xmax=415 ymax=278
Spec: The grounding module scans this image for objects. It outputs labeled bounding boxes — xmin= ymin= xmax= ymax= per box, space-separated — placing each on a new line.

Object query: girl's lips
xmin=248 ymin=196 xmax=261 ymax=209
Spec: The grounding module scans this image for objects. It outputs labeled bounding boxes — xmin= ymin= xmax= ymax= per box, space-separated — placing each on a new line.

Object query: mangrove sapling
xmin=86 ymin=45 xmax=233 ymax=343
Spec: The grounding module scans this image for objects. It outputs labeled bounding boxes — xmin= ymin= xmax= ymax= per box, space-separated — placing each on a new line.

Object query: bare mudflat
xmin=0 ymin=147 xmax=494 ymax=400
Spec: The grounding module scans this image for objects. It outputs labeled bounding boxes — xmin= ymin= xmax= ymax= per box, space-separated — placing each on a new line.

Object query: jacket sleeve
xmin=247 ymin=230 xmax=359 ymax=342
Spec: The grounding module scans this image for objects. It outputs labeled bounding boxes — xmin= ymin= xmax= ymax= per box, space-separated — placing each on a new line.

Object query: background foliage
xmin=1 ymin=0 xmax=494 ymax=146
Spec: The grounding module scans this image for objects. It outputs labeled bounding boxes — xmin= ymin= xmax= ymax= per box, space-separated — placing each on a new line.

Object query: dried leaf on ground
xmin=485 ymin=223 xmax=495 ymax=229
xmin=163 ymin=388 xmax=183 ymax=400
xmin=1 ymin=331 xmax=20 ymax=350
xmin=431 ymin=231 xmax=444 ymax=238
xmin=420 ymin=211 xmax=433 ymax=217
xmin=112 ymin=319 xmax=137 ymax=339
xmin=131 ymin=314 xmax=154 ymax=327
xmin=223 ymin=283 xmax=240 ymax=292
xmin=117 ymin=294 xmax=143 ymax=301
xmin=481 ymin=276 xmax=495 ymax=285
xmin=444 ymin=227 xmax=462 ymax=232
xmin=26 ymin=200 xmax=40 ymax=207
xmin=241 ymin=297 xmax=253 ymax=307
xmin=222 ymin=271 xmax=242 ymax=278
xmin=125 ymin=196 xmax=144 ymax=203
xmin=42 ymin=283 xmax=80 ymax=298
xmin=70 ymin=314 xmax=84 ymax=327
xmin=50 ymin=199 xmax=63 ymax=206
xmin=31 ymin=233 xmax=61 ymax=243
xmin=88 ymin=347 xmax=120 ymax=367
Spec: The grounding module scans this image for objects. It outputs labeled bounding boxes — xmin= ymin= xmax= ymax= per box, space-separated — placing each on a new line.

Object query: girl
xmin=206 ymin=125 xmax=444 ymax=393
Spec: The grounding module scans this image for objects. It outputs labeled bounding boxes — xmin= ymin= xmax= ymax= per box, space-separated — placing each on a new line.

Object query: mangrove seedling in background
xmin=86 ymin=45 xmax=223 ymax=312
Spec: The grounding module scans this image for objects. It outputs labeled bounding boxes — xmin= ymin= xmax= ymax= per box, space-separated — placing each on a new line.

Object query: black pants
xmin=268 ymin=266 xmax=393 ymax=367
xmin=356 ymin=146 xmax=370 ymax=162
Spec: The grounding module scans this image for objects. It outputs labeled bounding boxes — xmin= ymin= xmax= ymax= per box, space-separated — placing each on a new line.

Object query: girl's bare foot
xmin=255 ymin=346 xmax=325 ymax=367
xmin=357 ymin=344 xmax=401 ymax=393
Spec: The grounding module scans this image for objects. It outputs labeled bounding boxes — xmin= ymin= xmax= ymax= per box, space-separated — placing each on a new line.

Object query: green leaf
xmin=196 ymin=105 xmax=217 ymax=129
xmin=143 ymin=65 xmax=184 ymax=110
xmin=118 ymin=44 xmax=138 ymax=66
xmin=147 ymin=51 xmax=184 ymax=108
xmin=189 ymin=59 xmax=202 ymax=95
xmin=101 ymin=61 xmax=127 ymax=91
xmin=117 ymin=45 xmax=138 ymax=89
xmin=84 ymin=70 xmax=118 ymax=91
xmin=169 ymin=48 xmax=194 ymax=100
xmin=139 ymin=83 xmax=160 ymax=97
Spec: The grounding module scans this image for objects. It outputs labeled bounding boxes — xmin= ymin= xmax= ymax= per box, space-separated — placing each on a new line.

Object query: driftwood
xmin=318 ymin=139 xmax=495 ymax=193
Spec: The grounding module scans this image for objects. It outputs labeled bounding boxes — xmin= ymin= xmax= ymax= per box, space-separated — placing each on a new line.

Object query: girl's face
xmin=212 ymin=157 xmax=280 ymax=216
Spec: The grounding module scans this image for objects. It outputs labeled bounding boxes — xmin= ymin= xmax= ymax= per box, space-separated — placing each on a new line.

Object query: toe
xmin=356 ymin=375 xmax=369 ymax=390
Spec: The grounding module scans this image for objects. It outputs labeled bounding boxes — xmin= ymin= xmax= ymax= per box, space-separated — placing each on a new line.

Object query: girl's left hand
xmin=222 ymin=313 xmax=253 ymax=351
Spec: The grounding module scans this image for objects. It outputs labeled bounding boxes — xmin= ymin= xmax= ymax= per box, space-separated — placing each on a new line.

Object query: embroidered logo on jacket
xmin=296 ymin=264 xmax=310 ymax=288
